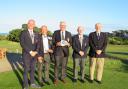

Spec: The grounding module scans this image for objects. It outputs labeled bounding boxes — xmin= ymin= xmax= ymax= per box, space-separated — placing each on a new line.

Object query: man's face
xmin=60 ymin=22 xmax=66 ymax=31
xmin=27 ymin=20 xmax=35 ymax=30
xmin=95 ymin=23 xmax=102 ymax=32
xmin=41 ymin=26 xmax=48 ymax=35
xmin=78 ymin=27 xmax=84 ymax=35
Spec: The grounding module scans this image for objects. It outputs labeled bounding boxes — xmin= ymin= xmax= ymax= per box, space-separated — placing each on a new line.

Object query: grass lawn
xmin=0 ymin=59 xmax=128 ymax=89
xmin=0 ymin=40 xmax=22 ymax=53
xmin=106 ymin=44 xmax=128 ymax=59
xmin=0 ymin=40 xmax=128 ymax=89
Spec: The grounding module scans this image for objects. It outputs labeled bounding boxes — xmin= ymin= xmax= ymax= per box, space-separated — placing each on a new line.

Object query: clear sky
xmin=0 ymin=0 xmax=128 ymax=34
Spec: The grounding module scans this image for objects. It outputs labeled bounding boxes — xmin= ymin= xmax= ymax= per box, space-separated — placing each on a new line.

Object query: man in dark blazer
xmin=37 ymin=25 xmax=53 ymax=86
xmin=72 ymin=26 xmax=89 ymax=83
xmin=52 ymin=21 xmax=72 ymax=84
xmin=19 ymin=19 xmax=41 ymax=89
xmin=89 ymin=23 xmax=107 ymax=84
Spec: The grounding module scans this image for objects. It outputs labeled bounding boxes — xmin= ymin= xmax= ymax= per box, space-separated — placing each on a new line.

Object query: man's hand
xmin=30 ymin=51 xmax=37 ymax=57
xmin=96 ymin=50 xmax=102 ymax=55
xmin=56 ymin=42 xmax=61 ymax=46
xmin=38 ymin=56 xmax=43 ymax=63
xmin=47 ymin=49 xmax=53 ymax=53
xmin=79 ymin=51 xmax=84 ymax=56
xmin=65 ymin=41 xmax=70 ymax=47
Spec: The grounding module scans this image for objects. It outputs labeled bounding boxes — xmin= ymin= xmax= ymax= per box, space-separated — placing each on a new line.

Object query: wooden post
xmin=0 ymin=48 xmax=7 ymax=60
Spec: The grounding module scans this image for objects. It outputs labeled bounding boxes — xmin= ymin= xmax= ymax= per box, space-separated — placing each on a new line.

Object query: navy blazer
xmin=89 ymin=31 xmax=108 ymax=58
xmin=52 ymin=30 xmax=72 ymax=57
xmin=19 ymin=30 xmax=39 ymax=54
xmin=72 ymin=35 xmax=89 ymax=58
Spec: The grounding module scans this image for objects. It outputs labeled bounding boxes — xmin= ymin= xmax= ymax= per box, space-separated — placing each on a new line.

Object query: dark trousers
xmin=54 ymin=56 xmax=68 ymax=80
xmin=23 ymin=53 xmax=36 ymax=87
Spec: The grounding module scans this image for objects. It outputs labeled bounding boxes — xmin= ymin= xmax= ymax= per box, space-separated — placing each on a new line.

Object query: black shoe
xmin=39 ymin=82 xmax=44 ymax=86
xmin=23 ymin=87 xmax=28 ymax=89
xmin=54 ymin=79 xmax=58 ymax=85
xmin=96 ymin=80 xmax=102 ymax=84
xmin=73 ymin=79 xmax=77 ymax=83
xmin=81 ymin=79 xmax=85 ymax=83
xmin=61 ymin=79 xmax=66 ymax=84
xmin=30 ymin=84 xmax=41 ymax=88
xmin=45 ymin=81 xmax=50 ymax=85
xmin=89 ymin=80 xmax=94 ymax=83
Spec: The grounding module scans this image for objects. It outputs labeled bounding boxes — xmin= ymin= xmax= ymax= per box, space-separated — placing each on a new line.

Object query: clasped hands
xmin=79 ymin=51 xmax=84 ymax=56
xmin=96 ymin=50 xmax=102 ymax=55
xmin=38 ymin=56 xmax=43 ymax=63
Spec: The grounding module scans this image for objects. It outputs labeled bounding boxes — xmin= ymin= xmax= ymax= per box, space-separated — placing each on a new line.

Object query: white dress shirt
xmin=79 ymin=35 xmax=83 ymax=47
xmin=28 ymin=29 xmax=34 ymax=35
xmin=96 ymin=32 xmax=101 ymax=36
xmin=42 ymin=35 xmax=49 ymax=53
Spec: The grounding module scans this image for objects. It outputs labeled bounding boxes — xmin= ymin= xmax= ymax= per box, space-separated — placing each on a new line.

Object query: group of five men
xmin=20 ymin=19 xmax=107 ymax=89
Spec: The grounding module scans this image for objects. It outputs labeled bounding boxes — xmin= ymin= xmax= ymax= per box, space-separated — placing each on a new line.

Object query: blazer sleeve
xmin=68 ymin=32 xmax=72 ymax=46
xmin=52 ymin=32 xmax=56 ymax=47
xmin=37 ymin=35 xmax=44 ymax=57
xmin=101 ymin=33 xmax=108 ymax=52
xmin=83 ymin=38 xmax=89 ymax=53
xmin=19 ymin=31 xmax=31 ymax=53
xmin=72 ymin=36 xmax=80 ymax=53
xmin=89 ymin=33 xmax=97 ymax=51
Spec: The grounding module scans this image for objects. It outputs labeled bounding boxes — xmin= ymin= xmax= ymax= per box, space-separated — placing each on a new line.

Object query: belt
xmin=44 ymin=53 xmax=49 ymax=55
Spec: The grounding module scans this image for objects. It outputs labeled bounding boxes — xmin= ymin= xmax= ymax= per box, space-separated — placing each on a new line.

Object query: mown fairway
xmin=0 ymin=40 xmax=128 ymax=89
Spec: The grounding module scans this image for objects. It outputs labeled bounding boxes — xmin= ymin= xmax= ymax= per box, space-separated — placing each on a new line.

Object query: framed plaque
xmin=61 ymin=40 xmax=68 ymax=46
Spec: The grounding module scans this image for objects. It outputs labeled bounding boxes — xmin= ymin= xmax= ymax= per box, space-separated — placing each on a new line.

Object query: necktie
xmin=97 ymin=33 xmax=100 ymax=40
xmin=62 ymin=32 xmax=64 ymax=40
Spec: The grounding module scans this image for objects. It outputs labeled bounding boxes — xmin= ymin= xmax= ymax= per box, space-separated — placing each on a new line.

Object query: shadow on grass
xmin=49 ymin=62 xmax=90 ymax=83
xmin=6 ymin=52 xmax=90 ymax=87
xmin=106 ymin=52 xmax=128 ymax=73
xmin=6 ymin=52 xmax=41 ymax=88
xmin=120 ymin=60 xmax=128 ymax=73
xmin=107 ymin=52 xmax=128 ymax=56
xmin=6 ymin=52 xmax=23 ymax=88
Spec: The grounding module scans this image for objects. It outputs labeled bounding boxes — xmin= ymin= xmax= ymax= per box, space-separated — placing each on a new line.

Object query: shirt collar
xmin=42 ymin=34 xmax=47 ymax=38
xmin=78 ymin=34 xmax=83 ymax=39
xmin=28 ymin=29 xmax=33 ymax=33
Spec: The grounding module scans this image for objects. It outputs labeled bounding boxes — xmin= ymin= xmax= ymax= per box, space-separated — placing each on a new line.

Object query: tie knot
xmin=44 ymin=35 xmax=47 ymax=38
xmin=97 ymin=33 xmax=100 ymax=36
xmin=79 ymin=35 xmax=83 ymax=39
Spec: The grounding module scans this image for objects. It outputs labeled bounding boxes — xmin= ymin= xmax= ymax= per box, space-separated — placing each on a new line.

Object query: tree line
xmin=0 ymin=24 xmax=128 ymax=45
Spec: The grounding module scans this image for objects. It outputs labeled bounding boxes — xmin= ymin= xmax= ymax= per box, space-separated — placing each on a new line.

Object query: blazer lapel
xmin=76 ymin=35 xmax=81 ymax=48
xmin=65 ymin=31 xmax=67 ymax=40
xmin=58 ymin=30 xmax=61 ymax=41
xmin=82 ymin=37 xmax=86 ymax=49
xmin=94 ymin=32 xmax=99 ymax=41
xmin=26 ymin=30 xmax=33 ymax=43
xmin=41 ymin=35 xmax=44 ymax=50
xmin=99 ymin=32 xmax=103 ymax=41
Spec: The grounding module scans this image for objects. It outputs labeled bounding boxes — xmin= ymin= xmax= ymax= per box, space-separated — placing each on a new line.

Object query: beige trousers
xmin=89 ymin=57 xmax=104 ymax=81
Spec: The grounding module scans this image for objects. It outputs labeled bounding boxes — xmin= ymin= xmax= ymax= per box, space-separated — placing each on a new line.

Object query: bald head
xmin=95 ymin=23 xmax=102 ymax=32
xmin=60 ymin=21 xmax=66 ymax=31
xmin=27 ymin=19 xmax=35 ymax=30
xmin=77 ymin=26 xmax=84 ymax=35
